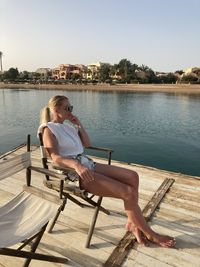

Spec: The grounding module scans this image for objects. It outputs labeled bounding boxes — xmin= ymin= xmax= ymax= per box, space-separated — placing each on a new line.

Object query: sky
xmin=1 ymin=0 xmax=200 ymax=73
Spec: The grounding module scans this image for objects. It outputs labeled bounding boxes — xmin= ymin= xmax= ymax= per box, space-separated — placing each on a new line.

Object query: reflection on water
xmin=0 ymin=88 xmax=200 ymax=176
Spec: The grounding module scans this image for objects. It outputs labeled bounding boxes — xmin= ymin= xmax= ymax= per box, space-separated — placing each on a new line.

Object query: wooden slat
xmin=103 ymin=178 xmax=174 ymax=267
xmin=143 ymin=178 xmax=174 ymax=220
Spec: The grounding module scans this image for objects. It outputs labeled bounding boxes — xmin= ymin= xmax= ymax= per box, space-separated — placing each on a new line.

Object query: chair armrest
xmin=86 ymin=146 xmax=113 ymax=165
xmin=29 ymin=166 xmax=67 ymax=180
xmin=86 ymin=146 xmax=113 ymax=153
xmin=52 ymin=164 xmax=75 ymax=173
xmin=52 ymin=165 xmax=80 ymax=182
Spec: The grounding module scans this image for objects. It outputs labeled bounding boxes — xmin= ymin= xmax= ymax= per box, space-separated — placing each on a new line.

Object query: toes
xmin=161 ymin=237 xmax=176 ymax=248
xmin=145 ymin=234 xmax=176 ymax=248
xmin=161 ymin=238 xmax=176 ymax=248
xmin=157 ymin=237 xmax=176 ymax=248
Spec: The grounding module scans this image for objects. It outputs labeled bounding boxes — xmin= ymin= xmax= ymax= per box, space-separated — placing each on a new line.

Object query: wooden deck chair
xmin=38 ymin=131 xmax=113 ymax=248
xmin=0 ymin=137 xmax=69 ymax=267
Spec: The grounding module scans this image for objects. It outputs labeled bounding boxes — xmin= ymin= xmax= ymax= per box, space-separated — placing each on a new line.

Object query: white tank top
xmin=47 ymin=122 xmax=84 ymax=157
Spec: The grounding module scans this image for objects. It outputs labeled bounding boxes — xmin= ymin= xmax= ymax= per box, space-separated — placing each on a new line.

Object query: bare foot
xmin=126 ymin=222 xmax=149 ymax=246
xmin=146 ymin=233 xmax=176 ymax=248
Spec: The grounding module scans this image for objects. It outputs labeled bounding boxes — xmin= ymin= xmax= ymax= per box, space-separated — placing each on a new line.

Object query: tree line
xmin=0 ymin=58 xmax=199 ymax=84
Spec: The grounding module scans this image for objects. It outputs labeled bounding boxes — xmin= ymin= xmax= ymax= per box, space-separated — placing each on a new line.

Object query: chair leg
xmin=18 ymin=231 xmax=43 ymax=250
xmin=47 ymin=198 xmax=67 ymax=233
xmin=23 ymin=224 xmax=47 ymax=267
xmin=0 ymin=248 xmax=68 ymax=264
xmin=85 ymin=196 xmax=102 ymax=248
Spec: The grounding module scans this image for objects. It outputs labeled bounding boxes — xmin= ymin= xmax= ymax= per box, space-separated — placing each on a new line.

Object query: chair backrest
xmin=0 ymin=152 xmax=31 ymax=181
xmin=38 ymin=132 xmax=51 ymax=181
xmin=38 ymin=132 xmax=49 ymax=163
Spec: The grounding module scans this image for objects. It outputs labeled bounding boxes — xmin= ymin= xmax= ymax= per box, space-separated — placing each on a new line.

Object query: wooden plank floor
xmin=0 ymin=145 xmax=199 ymax=267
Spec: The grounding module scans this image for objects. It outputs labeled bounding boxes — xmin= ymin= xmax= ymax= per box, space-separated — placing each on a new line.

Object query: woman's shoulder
xmin=46 ymin=121 xmax=54 ymax=129
xmin=46 ymin=122 xmax=62 ymax=132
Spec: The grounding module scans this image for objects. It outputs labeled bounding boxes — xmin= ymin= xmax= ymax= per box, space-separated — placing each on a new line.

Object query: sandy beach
xmin=1 ymin=82 xmax=200 ymax=94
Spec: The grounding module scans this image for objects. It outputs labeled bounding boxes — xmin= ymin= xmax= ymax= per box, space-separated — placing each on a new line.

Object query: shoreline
xmin=1 ymin=82 xmax=200 ymax=93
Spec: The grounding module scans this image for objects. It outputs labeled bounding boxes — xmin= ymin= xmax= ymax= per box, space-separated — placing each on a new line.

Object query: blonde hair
xmin=40 ymin=95 xmax=68 ymax=124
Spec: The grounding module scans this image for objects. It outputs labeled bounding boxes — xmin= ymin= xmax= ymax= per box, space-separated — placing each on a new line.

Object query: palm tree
xmin=0 ymin=51 xmax=3 ymax=72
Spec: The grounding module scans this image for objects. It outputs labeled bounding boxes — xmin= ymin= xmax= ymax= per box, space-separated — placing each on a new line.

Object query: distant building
xmin=52 ymin=64 xmax=87 ymax=80
xmin=181 ymin=67 xmax=200 ymax=81
xmin=35 ymin=68 xmax=51 ymax=78
xmin=86 ymin=62 xmax=102 ymax=80
xmin=184 ymin=67 xmax=200 ymax=77
xmin=52 ymin=67 xmax=60 ymax=80
xmin=155 ymin=71 xmax=168 ymax=77
xmin=74 ymin=64 xmax=87 ymax=79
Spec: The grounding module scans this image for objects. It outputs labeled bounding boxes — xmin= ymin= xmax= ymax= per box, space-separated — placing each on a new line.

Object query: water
xmin=0 ymin=88 xmax=200 ymax=176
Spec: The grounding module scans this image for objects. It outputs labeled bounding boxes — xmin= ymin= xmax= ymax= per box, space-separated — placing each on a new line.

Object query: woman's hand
xmin=68 ymin=114 xmax=81 ymax=128
xmin=68 ymin=113 xmax=92 ymax=147
xmin=74 ymin=162 xmax=94 ymax=183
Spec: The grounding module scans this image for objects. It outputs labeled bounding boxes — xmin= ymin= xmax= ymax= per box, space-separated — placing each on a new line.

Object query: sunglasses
xmin=64 ymin=105 xmax=73 ymax=112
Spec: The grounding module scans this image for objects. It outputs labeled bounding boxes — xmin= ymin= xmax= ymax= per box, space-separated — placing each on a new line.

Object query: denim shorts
xmin=64 ymin=154 xmax=96 ymax=185
xmin=75 ymin=154 xmax=96 ymax=170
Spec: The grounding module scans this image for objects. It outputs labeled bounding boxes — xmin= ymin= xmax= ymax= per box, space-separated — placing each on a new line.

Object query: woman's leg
xmin=81 ymin=170 xmax=175 ymax=247
xmin=94 ymin=163 xmax=142 ymax=239
xmin=95 ymin=163 xmax=139 ymax=202
xmin=95 ymin=163 xmax=139 ymax=189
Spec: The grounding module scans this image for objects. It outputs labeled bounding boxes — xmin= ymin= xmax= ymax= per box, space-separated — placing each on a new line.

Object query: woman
xmin=39 ymin=95 xmax=175 ymax=247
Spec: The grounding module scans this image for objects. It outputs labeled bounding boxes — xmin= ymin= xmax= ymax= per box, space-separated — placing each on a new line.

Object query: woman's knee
xmin=123 ymin=184 xmax=138 ymax=202
xmin=129 ymin=170 xmax=139 ymax=189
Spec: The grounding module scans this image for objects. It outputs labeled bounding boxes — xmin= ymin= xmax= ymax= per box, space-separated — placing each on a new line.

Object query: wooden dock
xmin=0 ymin=145 xmax=199 ymax=267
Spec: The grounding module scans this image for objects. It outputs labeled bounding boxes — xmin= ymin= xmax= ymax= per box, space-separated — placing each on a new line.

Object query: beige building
xmin=184 ymin=67 xmax=200 ymax=77
xmin=35 ymin=68 xmax=51 ymax=78
xmin=181 ymin=67 xmax=200 ymax=81
xmin=86 ymin=62 xmax=102 ymax=80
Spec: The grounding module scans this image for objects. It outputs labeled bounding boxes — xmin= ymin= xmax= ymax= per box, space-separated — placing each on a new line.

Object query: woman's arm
xmin=68 ymin=114 xmax=91 ymax=147
xmin=43 ymin=127 xmax=94 ymax=182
